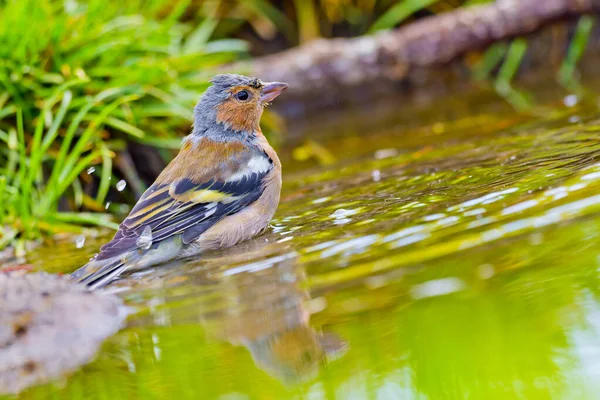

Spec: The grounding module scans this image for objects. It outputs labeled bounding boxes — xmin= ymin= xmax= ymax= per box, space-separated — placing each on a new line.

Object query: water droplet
xmin=136 ymin=226 xmax=153 ymax=250
xmin=75 ymin=235 xmax=86 ymax=248
xmin=563 ymin=94 xmax=578 ymax=107
xmin=105 ymin=201 xmax=111 ymax=209
xmin=116 ymin=180 xmax=127 ymax=192
xmin=87 ymin=167 xmax=95 ymax=174
xmin=371 ymin=170 xmax=381 ymax=182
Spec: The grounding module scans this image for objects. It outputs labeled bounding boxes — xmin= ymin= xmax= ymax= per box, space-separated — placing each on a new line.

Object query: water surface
xmin=9 ymin=83 xmax=600 ymax=399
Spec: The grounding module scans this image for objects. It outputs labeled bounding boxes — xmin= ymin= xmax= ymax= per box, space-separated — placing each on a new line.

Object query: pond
xmin=8 ymin=79 xmax=600 ymax=399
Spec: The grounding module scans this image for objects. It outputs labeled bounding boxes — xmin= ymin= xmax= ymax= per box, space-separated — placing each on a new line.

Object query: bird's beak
xmin=260 ymin=82 xmax=289 ymax=103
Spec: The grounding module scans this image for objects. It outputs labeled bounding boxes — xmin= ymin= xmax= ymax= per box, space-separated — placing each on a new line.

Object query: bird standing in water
xmin=72 ymin=74 xmax=288 ymax=288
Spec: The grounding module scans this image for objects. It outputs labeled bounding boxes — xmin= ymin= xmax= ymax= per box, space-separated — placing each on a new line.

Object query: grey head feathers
xmin=211 ymin=74 xmax=263 ymax=90
xmin=191 ymin=74 xmax=264 ymax=142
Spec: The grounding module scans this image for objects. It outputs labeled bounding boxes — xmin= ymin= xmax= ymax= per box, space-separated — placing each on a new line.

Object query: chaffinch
xmin=71 ymin=74 xmax=288 ymax=288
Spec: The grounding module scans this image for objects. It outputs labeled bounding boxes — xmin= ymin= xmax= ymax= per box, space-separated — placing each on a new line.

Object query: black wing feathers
xmin=94 ymin=156 xmax=271 ymax=261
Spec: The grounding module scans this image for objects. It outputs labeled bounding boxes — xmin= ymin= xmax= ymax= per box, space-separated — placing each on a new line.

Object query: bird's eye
xmin=236 ymin=90 xmax=250 ymax=101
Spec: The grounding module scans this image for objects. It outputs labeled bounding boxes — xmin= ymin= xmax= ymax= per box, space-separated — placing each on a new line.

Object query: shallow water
xmin=8 ymin=83 xmax=600 ymax=399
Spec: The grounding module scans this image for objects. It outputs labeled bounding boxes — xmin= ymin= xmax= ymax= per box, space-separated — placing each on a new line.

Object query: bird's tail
xmin=72 ymin=236 xmax=185 ymax=289
xmin=70 ymin=255 xmax=128 ymax=290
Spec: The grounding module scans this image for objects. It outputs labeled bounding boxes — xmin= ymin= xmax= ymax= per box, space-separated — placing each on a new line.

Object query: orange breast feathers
xmin=155 ymin=138 xmax=251 ymax=185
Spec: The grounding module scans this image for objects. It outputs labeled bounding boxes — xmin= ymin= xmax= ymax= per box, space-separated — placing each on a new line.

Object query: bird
xmin=71 ymin=74 xmax=288 ymax=289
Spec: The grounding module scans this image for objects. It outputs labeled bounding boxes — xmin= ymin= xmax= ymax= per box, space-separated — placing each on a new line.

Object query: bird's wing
xmin=94 ymin=148 xmax=273 ymax=262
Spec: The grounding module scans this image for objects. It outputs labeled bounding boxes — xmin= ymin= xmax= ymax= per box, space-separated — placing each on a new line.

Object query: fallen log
xmin=240 ymin=0 xmax=600 ymax=110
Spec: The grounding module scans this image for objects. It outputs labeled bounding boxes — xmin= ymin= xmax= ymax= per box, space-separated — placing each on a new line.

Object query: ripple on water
xmin=14 ymin=91 xmax=600 ymax=398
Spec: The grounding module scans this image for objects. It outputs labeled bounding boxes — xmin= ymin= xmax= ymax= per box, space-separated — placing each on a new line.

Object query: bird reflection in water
xmin=122 ymin=243 xmax=348 ymax=384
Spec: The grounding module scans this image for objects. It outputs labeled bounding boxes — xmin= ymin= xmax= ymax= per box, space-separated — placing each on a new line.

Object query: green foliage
xmin=369 ymin=0 xmax=440 ymax=32
xmin=558 ymin=16 xmax=595 ymax=89
xmin=241 ymin=0 xmax=468 ymax=43
xmin=0 ymin=0 xmax=247 ymax=251
xmin=493 ymin=39 xmax=534 ymax=111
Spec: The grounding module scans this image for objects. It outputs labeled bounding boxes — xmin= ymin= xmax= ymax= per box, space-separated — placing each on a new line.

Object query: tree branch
xmin=240 ymin=0 xmax=600 ymax=108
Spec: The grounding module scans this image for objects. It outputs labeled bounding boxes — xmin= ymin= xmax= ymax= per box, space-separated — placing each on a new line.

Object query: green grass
xmin=558 ymin=16 xmax=595 ymax=89
xmin=240 ymin=0 xmax=468 ymax=43
xmin=369 ymin=0 xmax=441 ymax=32
xmin=0 ymin=0 xmax=248 ymax=253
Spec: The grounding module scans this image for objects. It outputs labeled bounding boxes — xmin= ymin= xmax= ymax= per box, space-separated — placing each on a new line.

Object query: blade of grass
xmin=0 ymin=228 xmax=18 ymax=251
xmin=0 ymin=92 xmax=10 ymax=109
xmin=51 ymin=150 xmax=104 ymax=208
xmin=41 ymin=90 xmax=73 ymax=151
xmin=0 ymin=104 xmax=17 ymax=120
xmin=370 ymin=0 xmax=439 ymax=32
xmin=4 ymin=129 xmax=19 ymax=185
xmin=44 ymin=98 xmax=97 ymax=201
xmin=96 ymin=143 xmax=113 ymax=204
xmin=21 ymin=106 xmax=47 ymax=208
xmin=495 ymin=39 xmax=528 ymax=95
xmin=495 ymin=39 xmax=533 ymax=111
xmin=47 ymin=212 xmax=118 ymax=230
xmin=96 ymin=115 xmax=145 ymax=138
xmin=558 ymin=16 xmax=594 ymax=88
xmin=162 ymin=0 xmax=191 ymax=28
xmin=241 ymin=0 xmax=296 ymax=40
xmin=0 ymin=176 xmax=6 ymax=224
xmin=72 ymin=176 xmax=84 ymax=208
xmin=472 ymin=43 xmax=508 ymax=81
xmin=15 ymin=110 xmax=30 ymax=224
xmin=184 ymin=18 xmax=219 ymax=55
xmin=56 ymin=94 xmax=140 ymax=189
xmin=0 ymin=74 xmax=30 ymax=120
xmin=293 ymin=0 xmax=320 ymax=42
xmin=40 ymin=94 xmax=139 ymax=212
xmin=22 ymin=84 xmax=79 ymax=203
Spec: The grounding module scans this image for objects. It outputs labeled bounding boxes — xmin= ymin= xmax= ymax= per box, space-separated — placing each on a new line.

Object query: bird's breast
xmin=192 ymin=166 xmax=281 ymax=253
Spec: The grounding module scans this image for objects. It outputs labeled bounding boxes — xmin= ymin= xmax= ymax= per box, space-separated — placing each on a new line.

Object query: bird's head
xmin=193 ymin=74 xmax=288 ymax=139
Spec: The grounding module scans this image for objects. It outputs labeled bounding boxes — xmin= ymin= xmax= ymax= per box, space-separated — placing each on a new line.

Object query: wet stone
xmin=0 ymin=272 xmax=126 ymax=394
